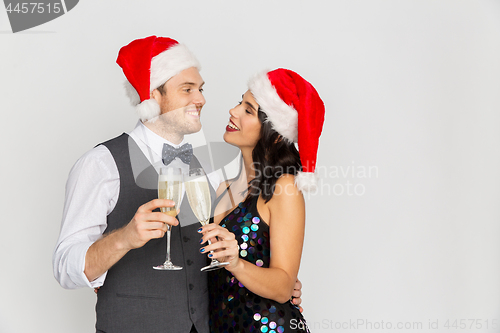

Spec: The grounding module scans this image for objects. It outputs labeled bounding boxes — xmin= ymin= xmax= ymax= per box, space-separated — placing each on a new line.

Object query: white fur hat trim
xmin=150 ymin=43 xmax=200 ymax=91
xmin=136 ymin=99 xmax=161 ymax=122
xmin=295 ymin=171 xmax=318 ymax=192
xmin=248 ymin=71 xmax=298 ymax=143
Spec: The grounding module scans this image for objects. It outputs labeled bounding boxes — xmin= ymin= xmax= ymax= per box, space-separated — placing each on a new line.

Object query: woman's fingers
xmin=199 ymin=226 xmax=235 ymax=244
xmin=207 ymin=248 xmax=238 ymax=260
xmin=197 ymin=224 xmax=239 ymax=264
xmin=200 ymin=239 xmax=238 ymax=256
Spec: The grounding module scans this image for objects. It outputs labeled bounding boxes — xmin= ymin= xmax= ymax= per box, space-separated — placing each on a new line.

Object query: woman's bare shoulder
xmin=267 ymin=174 xmax=304 ymax=210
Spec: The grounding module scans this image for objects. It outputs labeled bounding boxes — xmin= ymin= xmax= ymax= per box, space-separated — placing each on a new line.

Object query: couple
xmin=53 ymin=36 xmax=324 ymax=333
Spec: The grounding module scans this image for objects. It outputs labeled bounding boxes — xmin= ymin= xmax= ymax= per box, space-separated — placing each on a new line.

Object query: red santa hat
xmin=248 ymin=68 xmax=325 ymax=192
xmin=116 ymin=35 xmax=201 ymax=122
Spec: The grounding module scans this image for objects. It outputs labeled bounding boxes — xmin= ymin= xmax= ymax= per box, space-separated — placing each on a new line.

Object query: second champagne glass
xmin=153 ymin=167 xmax=183 ymax=270
xmin=185 ymin=167 xmax=229 ymax=272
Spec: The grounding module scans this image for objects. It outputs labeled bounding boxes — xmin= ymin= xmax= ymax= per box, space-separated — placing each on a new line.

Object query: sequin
xmin=251 ymin=232 xmax=258 ymax=239
xmin=254 ymin=313 xmax=261 ymax=321
xmin=269 ymin=322 xmax=277 ymax=329
xmin=241 ymin=235 xmax=249 ymax=241
xmin=242 ymin=227 xmax=250 ymax=234
xmin=240 ymin=243 xmax=248 ymax=250
xmin=252 ymin=216 xmax=260 ymax=223
xmin=237 ymin=217 xmax=243 ymax=222
xmin=277 ymin=327 xmax=284 ymax=333
xmin=269 ymin=306 xmax=276 ymax=313
xmin=261 ymin=317 xmax=269 ymax=324
xmin=256 ymin=259 xmax=264 ymax=267
xmin=228 ymin=295 xmax=234 ymax=301
xmin=251 ymin=224 xmax=259 ymax=231
xmin=240 ymin=250 xmax=247 ymax=257
xmin=261 ymin=326 xmax=268 ymax=332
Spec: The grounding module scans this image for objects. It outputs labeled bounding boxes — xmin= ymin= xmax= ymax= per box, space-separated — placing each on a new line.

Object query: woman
xmin=199 ymin=68 xmax=325 ymax=332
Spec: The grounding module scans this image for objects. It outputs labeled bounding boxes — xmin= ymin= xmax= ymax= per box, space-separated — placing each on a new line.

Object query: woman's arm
xmin=200 ymin=174 xmax=305 ymax=303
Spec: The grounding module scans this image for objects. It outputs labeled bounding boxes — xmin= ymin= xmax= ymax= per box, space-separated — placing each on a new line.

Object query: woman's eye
xmin=245 ymin=109 xmax=251 ymax=114
xmin=185 ymin=89 xmax=191 ymax=93
xmin=199 ymin=88 xmax=204 ymax=93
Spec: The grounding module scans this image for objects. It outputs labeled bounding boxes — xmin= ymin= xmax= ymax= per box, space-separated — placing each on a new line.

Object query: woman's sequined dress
xmin=208 ymin=196 xmax=310 ymax=333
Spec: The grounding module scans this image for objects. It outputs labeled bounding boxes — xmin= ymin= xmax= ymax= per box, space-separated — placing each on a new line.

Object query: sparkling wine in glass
xmin=185 ymin=168 xmax=229 ymax=271
xmin=154 ymin=167 xmax=183 ymax=270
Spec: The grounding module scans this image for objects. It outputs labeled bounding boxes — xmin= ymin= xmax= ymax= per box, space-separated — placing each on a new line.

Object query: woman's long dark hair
xmin=247 ymin=109 xmax=302 ymax=202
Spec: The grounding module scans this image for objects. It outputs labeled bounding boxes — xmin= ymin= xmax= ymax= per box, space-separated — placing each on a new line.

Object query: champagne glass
xmin=185 ymin=167 xmax=229 ymax=271
xmin=154 ymin=167 xmax=183 ymax=270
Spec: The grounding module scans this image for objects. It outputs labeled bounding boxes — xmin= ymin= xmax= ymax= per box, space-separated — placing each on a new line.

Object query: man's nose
xmin=193 ymin=90 xmax=206 ymax=106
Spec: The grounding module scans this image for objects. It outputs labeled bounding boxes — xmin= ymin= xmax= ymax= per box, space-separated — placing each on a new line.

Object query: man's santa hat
xmin=116 ymin=35 xmax=200 ymax=122
xmin=248 ymin=68 xmax=325 ymax=192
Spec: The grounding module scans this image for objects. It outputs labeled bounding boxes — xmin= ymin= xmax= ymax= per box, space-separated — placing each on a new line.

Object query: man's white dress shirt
xmin=53 ymin=121 xmax=220 ymax=289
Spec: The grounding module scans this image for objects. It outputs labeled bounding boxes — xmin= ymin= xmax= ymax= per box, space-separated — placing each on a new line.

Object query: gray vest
xmin=95 ymin=133 xmax=213 ymax=333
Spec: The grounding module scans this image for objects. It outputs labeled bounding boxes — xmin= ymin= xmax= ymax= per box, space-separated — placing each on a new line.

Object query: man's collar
xmin=132 ymin=121 xmax=186 ymax=154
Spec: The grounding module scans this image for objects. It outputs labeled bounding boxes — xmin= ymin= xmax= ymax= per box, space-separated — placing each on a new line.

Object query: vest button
xmin=187 ymin=259 xmax=193 ymax=266
xmin=183 ymin=236 xmax=190 ymax=243
xmin=189 ymin=283 xmax=194 ymax=290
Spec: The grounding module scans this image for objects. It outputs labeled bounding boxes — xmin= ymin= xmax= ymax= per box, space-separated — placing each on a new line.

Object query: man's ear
xmin=151 ymin=88 xmax=162 ymax=104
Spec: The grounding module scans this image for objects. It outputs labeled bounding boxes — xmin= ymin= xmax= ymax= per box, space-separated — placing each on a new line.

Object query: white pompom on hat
xmin=248 ymin=68 xmax=325 ymax=192
xmin=116 ymin=36 xmax=200 ymax=122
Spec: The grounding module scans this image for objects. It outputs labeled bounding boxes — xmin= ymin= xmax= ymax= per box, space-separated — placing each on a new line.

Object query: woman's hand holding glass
xmin=186 ymin=167 xmax=230 ymax=271
xmin=198 ymin=224 xmax=240 ymax=270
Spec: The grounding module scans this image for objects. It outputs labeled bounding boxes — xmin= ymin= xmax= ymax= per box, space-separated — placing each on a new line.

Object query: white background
xmin=1 ymin=1 xmax=499 ymax=332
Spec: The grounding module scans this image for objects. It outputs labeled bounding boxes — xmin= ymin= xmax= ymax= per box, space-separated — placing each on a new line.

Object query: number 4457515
xmin=444 ymin=319 xmax=498 ymax=330
xmin=6 ymin=2 xmax=62 ymax=14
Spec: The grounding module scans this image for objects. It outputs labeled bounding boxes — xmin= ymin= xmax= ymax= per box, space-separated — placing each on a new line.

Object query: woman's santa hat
xmin=116 ymin=35 xmax=200 ymax=122
xmin=248 ymin=68 xmax=325 ymax=192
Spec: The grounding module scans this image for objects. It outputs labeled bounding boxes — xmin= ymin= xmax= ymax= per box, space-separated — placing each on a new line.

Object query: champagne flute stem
xmin=165 ymin=226 xmax=172 ymax=263
xmin=207 ymin=239 xmax=213 ymax=251
xmin=206 ymin=239 xmax=220 ymax=263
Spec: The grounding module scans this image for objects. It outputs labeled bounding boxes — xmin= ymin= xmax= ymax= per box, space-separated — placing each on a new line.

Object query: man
xmin=53 ymin=36 xmax=302 ymax=333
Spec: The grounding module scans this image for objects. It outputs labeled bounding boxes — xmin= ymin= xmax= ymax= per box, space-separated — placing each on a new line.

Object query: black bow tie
xmin=162 ymin=143 xmax=193 ymax=165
